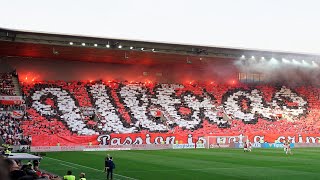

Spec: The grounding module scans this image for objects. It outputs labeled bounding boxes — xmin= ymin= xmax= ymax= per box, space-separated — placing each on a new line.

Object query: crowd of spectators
xmin=0 ymin=113 xmax=31 ymax=145
xmin=0 ymin=72 xmax=17 ymax=96
xmin=0 ymin=156 xmax=63 ymax=180
xmin=0 ymin=149 xmax=89 ymax=180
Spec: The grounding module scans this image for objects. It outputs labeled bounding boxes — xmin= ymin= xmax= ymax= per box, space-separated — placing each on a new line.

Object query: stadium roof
xmin=0 ymin=28 xmax=319 ymax=65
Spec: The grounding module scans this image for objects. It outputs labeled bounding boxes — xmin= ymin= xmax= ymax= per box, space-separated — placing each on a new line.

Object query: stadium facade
xmin=0 ymin=28 xmax=320 ymax=149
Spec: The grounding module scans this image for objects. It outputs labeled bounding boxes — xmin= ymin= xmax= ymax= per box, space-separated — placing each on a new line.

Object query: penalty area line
xmin=45 ymin=157 xmax=138 ymax=180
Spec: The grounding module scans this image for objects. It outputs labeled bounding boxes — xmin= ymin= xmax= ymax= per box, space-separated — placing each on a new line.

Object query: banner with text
xmin=31 ymin=133 xmax=320 ymax=147
xmin=0 ymin=96 xmax=23 ymax=105
xmin=31 ymin=144 xmax=173 ymax=152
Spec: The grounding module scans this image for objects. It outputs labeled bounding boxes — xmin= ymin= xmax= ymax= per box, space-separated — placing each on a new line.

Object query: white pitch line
xmin=60 ymin=163 xmax=78 ymax=169
xmin=111 ymin=165 xmax=299 ymax=173
xmin=45 ymin=157 xmax=138 ymax=180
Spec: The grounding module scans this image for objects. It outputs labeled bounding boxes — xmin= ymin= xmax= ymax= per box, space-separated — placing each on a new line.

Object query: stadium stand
xmin=19 ymin=80 xmax=320 ymax=139
xmin=0 ymin=112 xmax=30 ymax=145
xmin=0 ymin=157 xmax=59 ymax=180
xmin=0 ymin=71 xmax=18 ymax=96
xmin=2 ymin=78 xmax=320 ymax=180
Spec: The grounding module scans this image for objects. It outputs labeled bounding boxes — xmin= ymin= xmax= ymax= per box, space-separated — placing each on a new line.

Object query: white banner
xmin=0 ymin=96 xmax=23 ymax=101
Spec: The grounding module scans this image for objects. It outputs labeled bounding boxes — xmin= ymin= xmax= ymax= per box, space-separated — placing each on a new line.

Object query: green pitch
xmin=40 ymin=148 xmax=320 ymax=180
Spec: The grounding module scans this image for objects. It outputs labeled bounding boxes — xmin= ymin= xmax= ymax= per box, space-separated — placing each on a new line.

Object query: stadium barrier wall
xmin=234 ymin=143 xmax=294 ymax=149
xmin=30 ymin=143 xmax=320 ymax=152
xmin=30 ymin=144 xmax=173 ymax=152
xmin=208 ymin=144 xmax=234 ymax=148
xmin=172 ymin=144 xmax=205 ymax=149
xmin=31 ymin=133 xmax=320 ymax=147
xmin=10 ymin=145 xmax=30 ymax=152
xmin=294 ymin=143 xmax=320 ymax=148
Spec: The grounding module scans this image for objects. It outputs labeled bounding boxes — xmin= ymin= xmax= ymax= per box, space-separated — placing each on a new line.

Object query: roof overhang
xmin=0 ymin=28 xmax=319 ymax=65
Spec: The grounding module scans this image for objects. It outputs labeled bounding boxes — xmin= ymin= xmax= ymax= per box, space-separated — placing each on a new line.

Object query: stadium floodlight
xmin=261 ymin=57 xmax=265 ymax=60
xmin=251 ymin=56 xmax=255 ymax=59
xmin=118 ymin=45 xmax=122 ymax=48
xmin=301 ymin=60 xmax=310 ymax=67
xmin=269 ymin=58 xmax=279 ymax=65
xmin=141 ymin=48 xmax=144 ymax=51
xmin=130 ymin=46 xmax=134 ymax=50
xmin=312 ymin=61 xmax=319 ymax=67
xmin=81 ymin=43 xmax=86 ymax=46
xmin=106 ymin=44 xmax=110 ymax=48
xmin=292 ymin=59 xmax=301 ymax=65
xmin=282 ymin=58 xmax=290 ymax=64
xmin=270 ymin=57 xmax=277 ymax=61
xmin=69 ymin=42 xmax=73 ymax=45
xmin=94 ymin=44 xmax=98 ymax=47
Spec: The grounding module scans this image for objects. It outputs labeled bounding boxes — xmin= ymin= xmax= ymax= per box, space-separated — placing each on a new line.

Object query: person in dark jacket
xmin=5 ymin=159 xmax=26 ymax=180
xmin=105 ymin=157 xmax=115 ymax=180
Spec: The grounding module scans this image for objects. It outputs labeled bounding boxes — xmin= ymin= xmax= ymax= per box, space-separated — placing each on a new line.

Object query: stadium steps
xmin=12 ymin=76 xmax=22 ymax=96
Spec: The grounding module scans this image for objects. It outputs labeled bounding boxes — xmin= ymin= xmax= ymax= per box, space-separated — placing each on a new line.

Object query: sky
xmin=1 ymin=0 xmax=320 ymax=55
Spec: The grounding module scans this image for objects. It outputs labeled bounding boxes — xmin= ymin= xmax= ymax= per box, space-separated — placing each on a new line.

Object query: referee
xmin=105 ymin=156 xmax=116 ymax=180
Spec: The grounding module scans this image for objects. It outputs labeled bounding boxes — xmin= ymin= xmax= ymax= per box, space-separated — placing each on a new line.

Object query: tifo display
xmin=2 ymin=80 xmax=316 ymax=146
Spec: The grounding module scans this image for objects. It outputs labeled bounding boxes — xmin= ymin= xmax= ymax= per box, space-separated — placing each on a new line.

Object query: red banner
xmin=31 ymin=133 xmax=320 ymax=146
xmin=31 ymin=135 xmax=98 ymax=146
xmin=0 ymin=96 xmax=23 ymax=105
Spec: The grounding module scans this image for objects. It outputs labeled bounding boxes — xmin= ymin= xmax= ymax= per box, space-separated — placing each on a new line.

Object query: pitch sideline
xmin=45 ymin=156 xmax=138 ymax=180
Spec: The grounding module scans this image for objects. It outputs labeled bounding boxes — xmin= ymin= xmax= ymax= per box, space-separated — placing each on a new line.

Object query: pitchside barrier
xmin=31 ymin=144 xmax=173 ymax=152
xmin=29 ymin=143 xmax=320 ymax=152
xmin=6 ymin=145 xmax=30 ymax=153
xmin=31 ymin=143 xmax=205 ymax=152
xmin=172 ymin=144 xmax=205 ymax=149
xmin=30 ymin=143 xmax=320 ymax=152
xmin=234 ymin=142 xmax=295 ymax=149
xmin=205 ymin=135 xmax=249 ymax=149
xmin=294 ymin=143 xmax=320 ymax=148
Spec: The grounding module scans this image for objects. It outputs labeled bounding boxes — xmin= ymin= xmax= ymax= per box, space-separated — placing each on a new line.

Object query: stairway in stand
xmin=12 ymin=76 xmax=21 ymax=96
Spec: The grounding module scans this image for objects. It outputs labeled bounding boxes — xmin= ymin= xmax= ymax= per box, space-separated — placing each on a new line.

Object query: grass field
xmin=40 ymin=148 xmax=320 ymax=180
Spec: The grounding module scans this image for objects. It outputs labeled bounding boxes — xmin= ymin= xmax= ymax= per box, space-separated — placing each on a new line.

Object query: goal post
xmin=204 ymin=135 xmax=248 ymax=149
